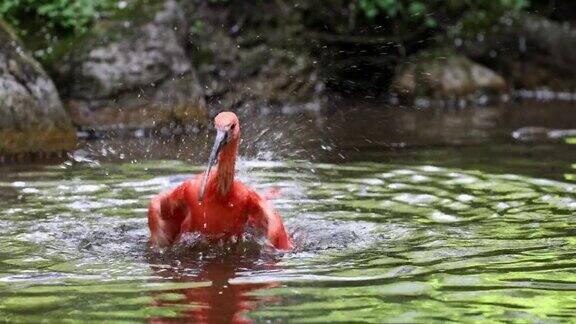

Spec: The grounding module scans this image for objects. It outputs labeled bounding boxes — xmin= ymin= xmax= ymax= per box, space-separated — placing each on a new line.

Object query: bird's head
xmin=199 ymin=112 xmax=240 ymax=201
xmin=214 ymin=111 xmax=240 ymax=142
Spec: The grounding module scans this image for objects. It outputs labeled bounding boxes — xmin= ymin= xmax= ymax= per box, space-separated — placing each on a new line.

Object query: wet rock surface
xmin=55 ymin=0 xmax=206 ymax=130
xmin=462 ymin=13 xmax=576 ymax=90
xmin=189 ymin=1 xmax=324 ymax=110
xmin=391 ymin=51 xmax=507 ymax=102
xmin=0 ymin=20 xmax=76 ymax=155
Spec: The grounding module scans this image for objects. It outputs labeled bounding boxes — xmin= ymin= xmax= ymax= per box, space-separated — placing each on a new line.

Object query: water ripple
xmin=0 ymin=161 xmax=575 ymax=322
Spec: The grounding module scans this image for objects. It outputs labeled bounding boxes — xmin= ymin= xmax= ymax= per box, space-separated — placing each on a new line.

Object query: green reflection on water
xmin=0 ymin=157 xmax=575 ymax=322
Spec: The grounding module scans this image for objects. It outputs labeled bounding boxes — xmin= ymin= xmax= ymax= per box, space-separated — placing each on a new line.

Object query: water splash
xmin=0 ymin=160 xmax=575 ymax=322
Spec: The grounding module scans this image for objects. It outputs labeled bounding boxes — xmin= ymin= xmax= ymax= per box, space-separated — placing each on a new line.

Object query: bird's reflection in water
xmin=147 ymin=234 xmax=284 ymax=324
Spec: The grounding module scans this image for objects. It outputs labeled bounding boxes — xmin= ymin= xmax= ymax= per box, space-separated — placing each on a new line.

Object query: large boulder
xmin=391 ymin=51 xmax=507 ymax=103
xmin=188 ymin=1 xmax=324 ymax=110
xmin=199 ymin=31 xmax=321 ymax=109
xmin=0 ymin=20 xmax=76 ymax=156
xmin=55 ymin=0 xmax=206 ymax=131
xmin=461 ymin=13 xmax=576 ymax=90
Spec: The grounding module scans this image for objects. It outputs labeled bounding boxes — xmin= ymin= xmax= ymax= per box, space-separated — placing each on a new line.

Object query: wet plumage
xmin=148 ymin=112 xmax=292 ymax=250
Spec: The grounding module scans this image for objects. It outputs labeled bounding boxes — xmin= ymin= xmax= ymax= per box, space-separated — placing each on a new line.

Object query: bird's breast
xmin=187 ymin=196 xmax=248 ymax=237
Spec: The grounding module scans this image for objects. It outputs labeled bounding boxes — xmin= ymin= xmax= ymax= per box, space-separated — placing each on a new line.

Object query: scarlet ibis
xmin=148 ymin=111 xmax=293 ymax=250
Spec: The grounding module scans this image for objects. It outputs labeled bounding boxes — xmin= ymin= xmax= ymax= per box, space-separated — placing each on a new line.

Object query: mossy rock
xmin=191 ymin=14 xmax=322 ymax=109
xmin=391 ymin=50 xmax=507 ymax=100
xmin=52 ymin=0 xmax=206 ymax=130
xmin=0 ymin=19 xmax=76 ymax=155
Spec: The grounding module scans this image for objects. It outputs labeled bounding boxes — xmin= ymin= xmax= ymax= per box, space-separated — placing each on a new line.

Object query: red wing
xmin=248 ymin=191 xmax=293 ymax=250
xmin=148 ymin=182 xmax=191 ymax=247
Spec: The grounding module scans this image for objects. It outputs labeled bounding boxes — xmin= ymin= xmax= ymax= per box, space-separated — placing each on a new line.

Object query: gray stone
xmin=0 ymin=20 xmax=76 ymax=155
xmin=56 ymin=0 xmax=206 ymax=130
xmin=189 ymin=4 xmax=323 ymax=110
xmin=462 ymin=13 xmax=576 ymax=90
xmin=391 ymin=52 xmax=507 ymax=101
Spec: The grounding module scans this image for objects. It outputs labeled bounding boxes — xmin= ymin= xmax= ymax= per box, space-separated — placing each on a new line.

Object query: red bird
xmin=148 ymin=112 xmax=293 ymax=250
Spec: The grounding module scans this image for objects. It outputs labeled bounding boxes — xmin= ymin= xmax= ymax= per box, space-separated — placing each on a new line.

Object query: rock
xmin=0 ymin=20 xmax=76 ymax=155
xmin=55 ymin=0 xmax=206 ymax=130
xmin=391 ymin=51 xmax=507 ymax=101
xmin=461 ymin=13 xmax=576 ymax=90
xmin=189 ymin=2 xmax=324 ymax=110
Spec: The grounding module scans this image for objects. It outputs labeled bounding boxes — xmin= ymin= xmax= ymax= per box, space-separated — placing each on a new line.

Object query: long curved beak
xmin=199 ymin=129 xmax=228 ymax=202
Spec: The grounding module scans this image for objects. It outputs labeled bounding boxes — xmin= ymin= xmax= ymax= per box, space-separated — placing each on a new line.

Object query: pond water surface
xmin=1 ymin=102 xmax=575 ymax=322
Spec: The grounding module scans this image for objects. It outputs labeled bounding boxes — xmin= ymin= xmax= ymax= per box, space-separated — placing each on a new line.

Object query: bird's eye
xmin=230 ymin=124 xmax=236 ymax=130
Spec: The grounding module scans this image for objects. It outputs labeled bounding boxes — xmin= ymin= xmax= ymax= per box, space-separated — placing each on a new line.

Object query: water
xmin=1 ymin=102 xmax=575 ymax=322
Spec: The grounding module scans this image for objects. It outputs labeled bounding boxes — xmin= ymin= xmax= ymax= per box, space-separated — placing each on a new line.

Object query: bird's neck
xmin=216 ymin=139 xmax=238 ymax=197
